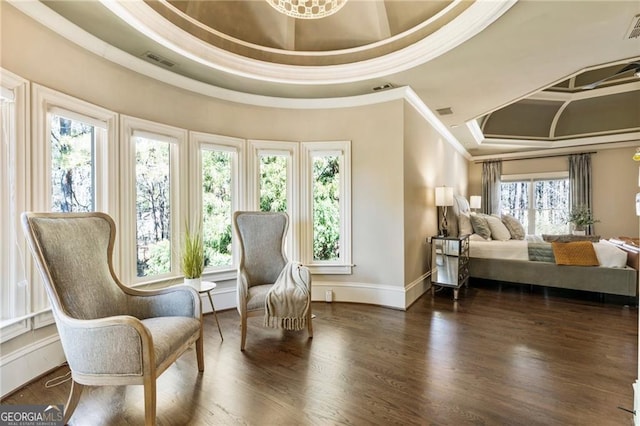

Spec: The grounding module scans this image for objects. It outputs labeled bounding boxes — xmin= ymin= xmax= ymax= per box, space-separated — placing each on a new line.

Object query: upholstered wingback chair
xmin=21 ymin=212 xmax=204 ymax=426
xmin=233 ymin=211 xmax=312 ymax=350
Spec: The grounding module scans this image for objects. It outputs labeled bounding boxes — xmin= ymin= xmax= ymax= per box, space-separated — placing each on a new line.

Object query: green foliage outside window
xmin=313 ymin=156 xmax=340 ymax=261
xmin=202 ymin=150 xmax=233 ymax=267
xmin=260 ymin=155 xmax=288 ymax=212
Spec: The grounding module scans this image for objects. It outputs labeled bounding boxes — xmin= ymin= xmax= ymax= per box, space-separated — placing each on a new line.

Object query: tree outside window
xmin=313 ymin=155 xmax=340 ymax=261
xmin=135 ymin=137 xmax=171 ymax=277
xmin=50 ymin=115 xmax=95 ymax=212
xmin=202 ymin=149 xmax=233 ymax=267
xmin=500 ymin=176 xmax=569 ymax=235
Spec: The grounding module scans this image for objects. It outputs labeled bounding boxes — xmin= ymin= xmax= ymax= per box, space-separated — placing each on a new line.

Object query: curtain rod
xmin=476 ymin=151 xmax=597 ymax=163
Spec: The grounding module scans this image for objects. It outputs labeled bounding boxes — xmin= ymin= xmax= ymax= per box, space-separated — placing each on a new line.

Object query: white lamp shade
xmin=435 ymin=186 xmax=454 ymax=206
xmin=470 ymin=195 xmax=481 ymax=209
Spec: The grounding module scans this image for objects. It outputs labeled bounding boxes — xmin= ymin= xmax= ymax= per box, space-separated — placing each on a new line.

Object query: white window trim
xmin=501 ymin=170 xmax=569 ymax=235
xmin=248 ymin=139 xmax=299 ymax=260
xmin=301 ymin=141 xmax=352 ymax=274
xmin=190 ymin=131 xmax=245 ymax=281
xmin=120 ymin=115 xmax=187 ymax=286
xmin=31 ymin=84 xmax=118 ymax=327
xmin=0 ymin=69 xmax=31 ymax=341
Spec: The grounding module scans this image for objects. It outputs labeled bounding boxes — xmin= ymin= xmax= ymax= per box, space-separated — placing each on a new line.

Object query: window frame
xmin=0 ymin=70 xmax=30 ymax=340
xmin=248 ymin=139 xmax=299 ymax=259
xmin=501 ymin=171 xmax=569 ymax=235
xmin=190 ymin=131 xmax=245 ymax=281
xmin=31 ymin=84 xmax=118 ymax=328
xmin=120 ymin=115 xmax=187 ymax=285
xmin=301 ymin=141 xmax=352 ymax=274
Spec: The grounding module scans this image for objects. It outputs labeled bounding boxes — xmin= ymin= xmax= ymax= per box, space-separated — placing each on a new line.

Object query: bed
xmin=446 ymin=195 xmax=638 ymax=297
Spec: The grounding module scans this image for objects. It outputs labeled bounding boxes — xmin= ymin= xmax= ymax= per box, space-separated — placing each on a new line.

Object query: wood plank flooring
xmin=3 ymin=281 xmax=637 ymax=425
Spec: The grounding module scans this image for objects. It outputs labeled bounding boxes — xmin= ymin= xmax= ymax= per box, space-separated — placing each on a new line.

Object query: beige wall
xmin=403 ymin=103 xmax=468 ymax=287
xmin=1 ymin=3 xmax=412 ymax=289
xmin=468 ymin=146 xmax=640 ymax=238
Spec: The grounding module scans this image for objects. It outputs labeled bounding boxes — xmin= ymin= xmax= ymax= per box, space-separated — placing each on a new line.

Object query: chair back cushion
xmin=234 ymin=212 xmax=289 ymax=286
xmin=24 ymin=213 xmax=127 ymax=319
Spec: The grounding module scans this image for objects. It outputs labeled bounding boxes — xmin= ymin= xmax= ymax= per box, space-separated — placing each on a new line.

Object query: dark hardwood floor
xmin=3 ymin=281 xmax=637 ymax=425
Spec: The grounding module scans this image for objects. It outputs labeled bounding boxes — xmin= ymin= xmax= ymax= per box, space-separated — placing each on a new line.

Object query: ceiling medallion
xmin=266 ymin=0 xmax=347 ymax=19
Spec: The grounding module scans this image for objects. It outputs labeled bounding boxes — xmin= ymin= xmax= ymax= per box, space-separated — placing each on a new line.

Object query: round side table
xmin=199 ymin=281 xmax=223 ymax=341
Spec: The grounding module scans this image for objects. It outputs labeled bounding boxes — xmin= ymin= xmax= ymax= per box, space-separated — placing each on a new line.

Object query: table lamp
xmin=435 ymin=186 xmax=454 ymax=236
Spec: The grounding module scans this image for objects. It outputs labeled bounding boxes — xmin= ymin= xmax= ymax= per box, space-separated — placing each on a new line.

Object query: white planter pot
xmin=184 ymin=277 xmax=202 ymax=291
xmin=572 ymin=230 xmax=586 ymax=236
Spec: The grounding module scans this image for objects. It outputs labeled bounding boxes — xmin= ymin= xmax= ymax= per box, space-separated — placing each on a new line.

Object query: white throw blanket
xmin=264 ymin=261 xmax=310 ymax=331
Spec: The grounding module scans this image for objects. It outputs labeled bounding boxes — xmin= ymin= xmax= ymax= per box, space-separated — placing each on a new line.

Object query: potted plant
xmin=566 ymin=205 xmax=599 ymax=235
xmin=181 ymin=222 xmax=204 ymax=290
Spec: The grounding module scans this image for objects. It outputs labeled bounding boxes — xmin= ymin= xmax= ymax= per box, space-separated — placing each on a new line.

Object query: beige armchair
xmin=233 ymin=211 xmax=312 ymax=351
xmin=21 ymin=212 xmax=204 ymax=426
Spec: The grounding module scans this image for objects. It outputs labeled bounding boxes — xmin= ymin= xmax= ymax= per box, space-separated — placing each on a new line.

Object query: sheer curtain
xmin=568 ymin=153 xmax=593 ymax=234
xmin=482 ymin=160 xmax=502 ymax=214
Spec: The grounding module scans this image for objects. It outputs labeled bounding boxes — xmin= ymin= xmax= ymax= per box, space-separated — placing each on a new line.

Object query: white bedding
xmin=469 ymin=238 xmax=529 ymax=260
xmin=468 ymin=236 xmax=629 ymax=268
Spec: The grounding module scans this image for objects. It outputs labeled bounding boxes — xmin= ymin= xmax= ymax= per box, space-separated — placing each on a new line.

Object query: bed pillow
xmin=485 ymin=215 xmax=511 ymax=241
xmin=593 ymin=242 xmax=627 ymax=268
xmin=458 ymin=212 xmax=473 ymax=236
xmin=501 ymin=214 xmax=525 ymax=240
xmin=469 ymin=213 xmax=491 ymax=240
xmin=551 ymin=241 xmax=599 ymax=266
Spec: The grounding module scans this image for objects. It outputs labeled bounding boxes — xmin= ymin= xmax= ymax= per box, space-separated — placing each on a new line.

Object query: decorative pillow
xmin=485 ymin=215 xmax=511 ymax=241
xmin=469 ymin=213 xmax=491 ymax=240
xmin=592 ymin=242 xmax=627 ymax=268
xmin=501 ymin=214 xmax=525 ymax=240
xmin=551 ymin=241 xmax=599 ymax=266
xmin=543 ymin=234 xmax=600 ymax=243
xmin=458 ymin=212 xmax=473 ymax=236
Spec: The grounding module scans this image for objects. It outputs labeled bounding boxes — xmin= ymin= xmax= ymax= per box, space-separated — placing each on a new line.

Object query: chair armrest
xmin=125 ymin=285 xmax=201 ymax=319
xmin=56 ymin=314 xmax=152 ymax=376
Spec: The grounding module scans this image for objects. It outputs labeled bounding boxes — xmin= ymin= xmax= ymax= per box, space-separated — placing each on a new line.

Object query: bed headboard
xmin=445 ymin=195 xmax=470 ymax=237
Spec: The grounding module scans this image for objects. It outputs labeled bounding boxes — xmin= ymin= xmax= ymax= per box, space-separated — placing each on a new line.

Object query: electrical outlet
xmin=325 ymin=290 xmax=333 ymax=302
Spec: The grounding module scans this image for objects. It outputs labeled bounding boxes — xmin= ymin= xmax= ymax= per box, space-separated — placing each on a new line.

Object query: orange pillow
xmin=551 ymin=241 xmax=599 ymax=266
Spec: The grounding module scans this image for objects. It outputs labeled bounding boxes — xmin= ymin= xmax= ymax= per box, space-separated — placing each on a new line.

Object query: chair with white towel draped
xmin=233 ymin=211 xmax=313 ymax=351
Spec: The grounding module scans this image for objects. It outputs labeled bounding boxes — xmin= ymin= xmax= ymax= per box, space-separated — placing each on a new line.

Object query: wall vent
xmin=141 ymin=52 xmax=176 ymax=68
xmin=626 ymin=14 xmax=640 ymax=39
xmin=436 ymin=107 xmax=453 ymax=115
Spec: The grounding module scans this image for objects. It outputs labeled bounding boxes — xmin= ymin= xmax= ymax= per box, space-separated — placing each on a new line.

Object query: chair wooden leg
xmin=143 ymin=376 xmax=156 ymax=426
xmin=63 ymin=380 xmax=84 ymax=424
xmin=307 ymin=307 xmax=313 ymax=338
xmin=196 ymin=335 xmax=204 ymax=372
xmin=240 ymin=314 xmax=247 ymax=351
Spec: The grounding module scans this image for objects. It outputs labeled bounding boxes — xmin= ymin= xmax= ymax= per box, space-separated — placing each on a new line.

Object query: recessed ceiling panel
xmin=482 ymin=99 xmax=564 ymax=139
xmin=555 ymin=90 xmax=640 ymax=137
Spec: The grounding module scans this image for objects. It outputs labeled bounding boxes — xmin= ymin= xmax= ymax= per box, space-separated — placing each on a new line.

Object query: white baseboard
xmin=634 ymin=380 xmax=639 ymax=424
xmin=0 ymin=334 xmax=65 ymax=398
xmin=311 ymin=276 xmax=430 ymax=310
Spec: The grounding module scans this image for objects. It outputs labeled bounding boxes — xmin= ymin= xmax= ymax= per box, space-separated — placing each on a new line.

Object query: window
xmin=500 ymin=172 xmax=569 ymax=235
xmin=302 ymin=142 xmax=351 ymax=273
xmin=1 ymin=78 xmax=28 ymax=334
xmin=49 ymin=114 xmax=96 ymax=212
xmin=260 ymin=154 xmax=288 ymax=213
xmin=121 ymin=116 xmax=186 ymax=284
xmin=249 ymin=139 xmax=352 ymax=273
xmin=192 ymin=132 xmax=244 ymax=276
xmin=135 ymin=136 xmax=172 ymax=277
xmin=28 ymin=84 xmax=117 ymax=329
xmin=249 ymin=140 xmax=298 ymax=257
